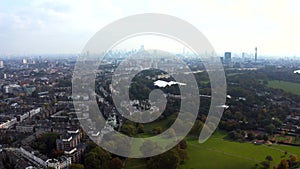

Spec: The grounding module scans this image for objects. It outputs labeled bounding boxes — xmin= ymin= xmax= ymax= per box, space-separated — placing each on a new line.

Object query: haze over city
xmin=0 ymin=0 xmax=300 ymax=57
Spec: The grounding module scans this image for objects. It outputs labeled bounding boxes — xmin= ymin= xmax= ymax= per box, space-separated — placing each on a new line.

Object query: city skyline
xmin=0 ymin=0 xmax=300 ymax=57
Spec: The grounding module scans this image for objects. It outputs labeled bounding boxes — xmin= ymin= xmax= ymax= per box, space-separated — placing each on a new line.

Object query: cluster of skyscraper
xmin=220 ymin=47 xmax=258 ymax=65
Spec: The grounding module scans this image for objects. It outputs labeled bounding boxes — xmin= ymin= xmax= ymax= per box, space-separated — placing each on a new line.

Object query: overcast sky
xmin=0 ymin=0 xmax=299 ymax=57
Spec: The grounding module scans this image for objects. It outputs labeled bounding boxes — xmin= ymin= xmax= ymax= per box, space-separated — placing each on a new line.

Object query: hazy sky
xmin=0 ymin=0 xmax=299 ymax=57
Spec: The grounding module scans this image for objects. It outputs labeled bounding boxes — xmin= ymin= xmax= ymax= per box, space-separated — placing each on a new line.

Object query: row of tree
xmin=258 ymin=154 xmax=299 ymax=169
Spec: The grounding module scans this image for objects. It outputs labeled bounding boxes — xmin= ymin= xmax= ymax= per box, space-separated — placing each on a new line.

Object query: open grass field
xmin=181 ymin=132 xmax=300 ymax=169
xmin=124 ymin=112 xmax=300 ymax=169
xmin=125 ymin=131 xmax=300 ymax=169
xmin=226 ymin=72 xmax=244 ymax=77
xmin=267 ymin=80 xmax=300 ymax=95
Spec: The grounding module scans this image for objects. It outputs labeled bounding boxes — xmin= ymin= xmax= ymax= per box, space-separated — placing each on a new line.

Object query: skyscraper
xmin=255 ymin=47 xmax=257 ymax=62
xmin=220 ymin=57 xmax=224 ymax=64
xmin=22 ymin=58 xmax=27 ymax=64
xmin=139 ymin=45 xmax=145 ymax=51
xmin=224 ymin=52 xmax=231 ymax=64
xmin=0 ymin=60 xmax=3 ymax=68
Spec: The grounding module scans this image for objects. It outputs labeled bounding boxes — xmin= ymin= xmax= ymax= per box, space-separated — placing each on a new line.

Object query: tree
xmin=147 ymin=149 xmax=180 ymax=169
xmin=120 ymin=123 xmax=137 ymax=136
xmin=178 ymin=148 xmax=188 ymax=164
xmin=50 ymin=149 xmax=64 ymax=158
xmin=247 ymin=132 xmax=255 ymax=140
xmin=111 ymin=157 xmax=123 ymax=169
xmin=31 ymin=132 xmax=60 ymax=157
xmin=255 ymin=134 xmax=263 ymax=140
xmin=152 ymin=127 xmax=162 ymax=134
xmin=137 ymin=124 xmax=144 ymax=133
xmin=265 ymin=124 xmax=276 ymax=134
xmin=84 ymin=147 xmax=111 ymax=169
xmin=84 ymin=152 xmax=101 ymax=169
xmin=228 ymin=130 xmax=243 ymax=141
xmin=260 ymin=161 xmax=270 ymax=169
xmin=290 ymin=154 xmax=298 ymax=167
xmin=189 ymin=120 xmax=203 ymax=136
xmin=273 ymin=118 xmax=283 ymax=127
xmin=263 ymin=135 xmax=269 ymax=141
xmin=178 ymin=140 xmax=187 ymax=149
xmin=166 ymin=128 xmax=176 ymax=138
xmin=265 ymin=155 xmax=273 ymax=162
xmin=70 ymin=164 xmax=84 ymax=169
xmin=290 ymin=154 xmax=298 ymax=163
xmin=106 ymin=134 xmax=131 ymax=156
xmin=277 ymin=159 xmax=289 ymax=169
xmin=140 ymin=140 xmax=161 ymax=156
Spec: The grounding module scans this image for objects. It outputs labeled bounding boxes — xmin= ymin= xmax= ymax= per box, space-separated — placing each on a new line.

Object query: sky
xmin=0 ymin=0 xmax=300 ymax=57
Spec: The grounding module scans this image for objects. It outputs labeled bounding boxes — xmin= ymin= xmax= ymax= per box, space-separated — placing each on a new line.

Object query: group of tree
xmin=69 ymin=164 xmax=85 ymax=169
xmin=226 ymin=129 xmax=269 ymax=142
xmin=259 ymin=155 xmax=274 ymax=169
xmin=84 ymin=142 xmax=123 ymax=169
xmin=257 ymin=154 xmax=300 ymax=169
xmin=31 ymin=132 xmax=61 ymax=158
xmin=216 ymin=67 xmax=299 ymax=136
xmin=144 ymin=140 xmax=189 ymax=169
xmin=275 ymin=154 xmax=299 ymax=169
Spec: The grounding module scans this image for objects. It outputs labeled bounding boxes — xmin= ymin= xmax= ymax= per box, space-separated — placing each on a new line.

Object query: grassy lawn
xmin=123 ymin=112 xmax=300 ymax=169
xmin=142 ymin=113 xmax=177 ymax=133
xmin=125 ymin=158 xmax=147 ymax=169
xmin=181 ymin=132 xmax=300 ymax=169
xmin=226 ymin=72 xmax=244 ymax=77
xmin=275 ymin=136 xmax=293 ymax=143
xmin=125 ymin=131 xmax=300 ymax=169
xmin=267 ymin=80 xmax=300 ymax=95
xmin=129 ymin=134 xmax=178 ymax=157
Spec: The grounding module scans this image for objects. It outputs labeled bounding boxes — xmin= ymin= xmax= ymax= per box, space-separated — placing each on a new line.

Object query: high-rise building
xmin=22 ymin=58 xmax=27 ymax=64
xmin=0 ymin=60 xmax=3 ymax=68
xmin=224 ymin=52 xmax=231 ymax=64
xmin=139 ymin=45 xmax=145 ymax=51
xmin=220 ymin=57 xmax=224 ymax=64
xmin=255 ymin=47 xmax=257 ymax=62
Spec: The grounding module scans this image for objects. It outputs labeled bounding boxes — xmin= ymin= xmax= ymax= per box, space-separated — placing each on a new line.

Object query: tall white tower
xmin=22 ymin=58 xmax=27 ymax=64
xmin=255 ymin=47 xmax=257 ymax=62
xmin=0 ymin=60 xmax=3 ymax=68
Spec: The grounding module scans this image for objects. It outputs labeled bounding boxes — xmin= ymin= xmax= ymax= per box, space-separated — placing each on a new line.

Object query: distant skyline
xmin=0 ymin=0 xmax=300 ymax=57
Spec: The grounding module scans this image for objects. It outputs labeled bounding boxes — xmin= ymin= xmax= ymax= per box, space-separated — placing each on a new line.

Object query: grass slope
xmin=124 ymin=112 xmax=300 ymax=169
xmin=125 ymin=131 xmax=300 ymax=169
xmin=267 ymin=80 xmax=300 ymax=95
xmin=182 ymin=132 xmax=300 ymax=169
